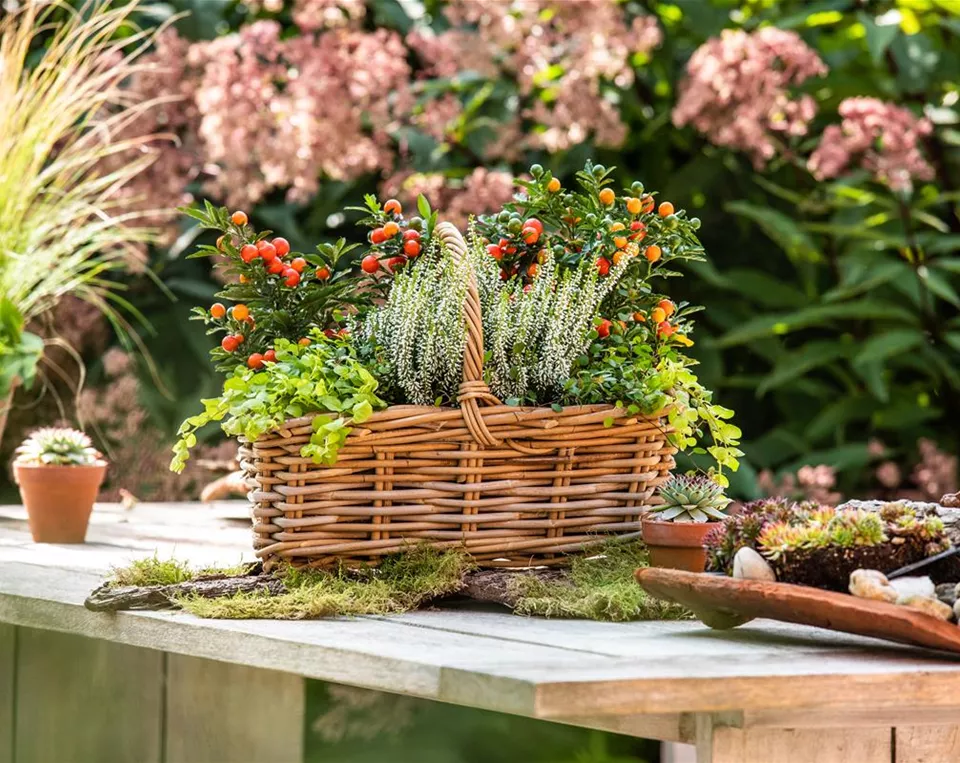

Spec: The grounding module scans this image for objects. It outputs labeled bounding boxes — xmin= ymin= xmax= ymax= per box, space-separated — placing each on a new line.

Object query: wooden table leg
xmin=695 ymin=713 xmax=892 ymax=763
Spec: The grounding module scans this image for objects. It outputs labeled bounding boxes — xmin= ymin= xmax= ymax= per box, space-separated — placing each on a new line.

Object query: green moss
xmin=176 ymin=546 xmax=474 ymax=620
xmin=109 ymin=554 xmax=195 ymax=587
xmin=511 ymin=541 xmax=691 ymax=622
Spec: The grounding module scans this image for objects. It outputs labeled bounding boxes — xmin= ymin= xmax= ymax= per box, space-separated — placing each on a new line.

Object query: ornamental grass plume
xmin=0 ymin=0 xmax=164 ymax=329
xmin=808 ymin=97 xmax=934 ymax=192
xmin=673 ymin=28 xmax=826 ymax=167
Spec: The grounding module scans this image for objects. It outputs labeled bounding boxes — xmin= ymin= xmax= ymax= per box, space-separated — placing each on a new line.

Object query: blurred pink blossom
xmin=673 ymin=28 xmax=826 ymax=167
xmin=808 ymin=97 xmax=934 ymax=191
xmin=381 ymin=167 xmax=515 ymax=228
xmin=292 ymin=0 xmax=365 ymax=31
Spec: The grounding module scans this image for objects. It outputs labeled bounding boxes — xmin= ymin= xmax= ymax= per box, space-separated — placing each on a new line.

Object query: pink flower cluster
xmin=411 ymin=1 xmax=662 ymax=154
xmin=807 ymin=97 xmax=934 ymax=192
xmin=673 ymin=28 xmax=827 ymax=167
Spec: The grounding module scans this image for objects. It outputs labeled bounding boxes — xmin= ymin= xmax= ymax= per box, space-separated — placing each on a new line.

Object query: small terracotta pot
xmin=641 ymin=518 xmax=718 ymax=573
xmin=14 ymin=462 xmax=107 ymax=543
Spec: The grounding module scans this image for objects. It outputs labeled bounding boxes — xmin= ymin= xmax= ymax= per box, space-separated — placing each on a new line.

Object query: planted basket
xmin=243 ymin=223 xmax=676 ymax=569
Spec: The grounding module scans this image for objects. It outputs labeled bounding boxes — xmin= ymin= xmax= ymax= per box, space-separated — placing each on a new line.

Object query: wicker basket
xmin=243 ymin=222 xmax=676 ymax=569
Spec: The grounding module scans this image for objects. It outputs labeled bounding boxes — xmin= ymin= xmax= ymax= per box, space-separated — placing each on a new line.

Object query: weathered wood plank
xmin=0 ymin=624 xmax=13 ymax=763
xmin=14 ymin=627 xmax=163 ymax=763
xmin=696 ymin=715 xmax=891 ymax=763
xmin=896 ymin=724 xmax=960 ymax=762
xmin=165 ymin=655 xmax=304 ymax=763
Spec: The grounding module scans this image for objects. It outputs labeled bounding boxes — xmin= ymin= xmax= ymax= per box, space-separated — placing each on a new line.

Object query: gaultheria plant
xmin=0 ymin=0 xmax=165 ymax=411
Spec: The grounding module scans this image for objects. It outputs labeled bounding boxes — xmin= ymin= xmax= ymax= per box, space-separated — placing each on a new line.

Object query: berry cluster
xmin=353 ymin=196 xmax=432 ymax=278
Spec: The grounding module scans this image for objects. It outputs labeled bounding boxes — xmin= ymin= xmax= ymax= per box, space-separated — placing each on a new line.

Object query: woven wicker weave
xmin=243 ymin=222 xmax=676 ymax=569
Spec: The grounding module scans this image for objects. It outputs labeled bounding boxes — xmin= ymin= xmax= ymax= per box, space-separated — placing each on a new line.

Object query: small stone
xmin=935 ymin=583 xmax=958 ymax=607
xmin=899 ymin=594 xmax=953 ymax=621
xmin=889 ymin=576 xmax=935 ymax=600
xmin=732 ymin=547 xmax=776 ymax=582
xmin=849 ymin=569 xmax=897 ymax=603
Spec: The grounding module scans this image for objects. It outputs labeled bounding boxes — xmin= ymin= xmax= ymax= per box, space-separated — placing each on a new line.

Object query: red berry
xmin=361 ymin=255 xmax=380 ymax=274
xmin=596 ymin=257 xmax=611 ymax=276
xmin=289 ymin=257 xmax=306 ymax=273
xmin=272 ymin=237 xmax=290 ymax=257
xmin=658 ymin=321 xmax=677 ymax=338
xmin=403 ymin=239 xmax=421 ymax=257
xmin=498 ymin=238 xmax=510 ymax=250
xmin=235 ymin=333 xmax=245 ymax=344
xmin=596 ymin=319 xmax=612 ymax=339
xmin=521 ymin=227 xmax=539 ymax=245
xmin=247 ymin=353 xmax=264 ymax=369
xmin=316 ymin=266 xmax=331 ymax=280
xmin=258 ymin=242 xmax=277 ymax=262
xmin=371 ymin=228 xmax=387 ymax=245
xmin=230 ymin=211 xmax=248 ymax=226
xmin=210 ymin=303 xmax=226 ymax=319
xmin=323 ymin=329 xmax=336 ymax=338
xmin=524 ymin=218 xmax=543 ymax=234
xmin=263 ymin=349 xmax=277 ymax=363
xmin=383 ymin=199 xmax=402 ymax=215
xmin=387 ymin=256 xmax=406 ymax=270
xmin=402 ymin=229 xmax=420 ymax=241
xmin=267 ymin=258 xmax=285 ymax=275
xmin=221 ymin=335 xmax=240 ymax=352
xmin=282 ymin=268 xmax=300 ymax=287
xmin=487 ymin=244 xmax=503 ymax=261
xmin=505 ymin=245 xmax=517 ymax=255
xmin=240 ymin=244 xmax=259 ymax=263
xmin=526 ymin=263 xmax=538 ymax=277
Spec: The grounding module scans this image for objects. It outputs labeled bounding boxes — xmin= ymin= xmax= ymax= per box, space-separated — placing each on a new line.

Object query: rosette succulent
xmin=15 ymin=427 xmax=102 ymax=466
xmin=650 ymin=475 xmax=731 ymax=523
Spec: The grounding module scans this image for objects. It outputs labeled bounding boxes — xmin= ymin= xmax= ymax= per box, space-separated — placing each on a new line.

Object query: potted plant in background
xmin=13 ymin=427 xmax=107 ymax=543
xmin=643 ymin=475 xmax=732 ymax=572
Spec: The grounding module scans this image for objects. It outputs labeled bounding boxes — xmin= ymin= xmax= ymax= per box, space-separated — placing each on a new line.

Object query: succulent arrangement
xmin=15 ymin=427 xmax=102 ymax=467
xmin=649 ymin=475 xmax=732 ymax=523
xmin=705 ymin=499 xmax=951 ymax=590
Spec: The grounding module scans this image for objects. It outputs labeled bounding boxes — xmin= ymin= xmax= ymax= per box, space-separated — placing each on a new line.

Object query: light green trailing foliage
xmin=15 ymin=427 xmax=102 ymax=466
xmin=171 ymin=331 xmax=385 ymax=472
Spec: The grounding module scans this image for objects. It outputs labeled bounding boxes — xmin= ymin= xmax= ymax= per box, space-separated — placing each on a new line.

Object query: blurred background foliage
xmin=3 ymin=0 xmax=959 ymax=504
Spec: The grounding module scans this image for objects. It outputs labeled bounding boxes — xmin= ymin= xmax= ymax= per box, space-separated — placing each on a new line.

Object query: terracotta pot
xmin=641 ymin=518 xmax=718 ymax=573
xmin=14 ymin=462 xmax=107 ymax=543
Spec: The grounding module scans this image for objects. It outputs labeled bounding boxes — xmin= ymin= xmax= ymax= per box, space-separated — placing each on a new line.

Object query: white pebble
xmin=889 ymin=576 xmax=936 ymax=601
xmin=732 ymin=547 xmax=776 ymax=582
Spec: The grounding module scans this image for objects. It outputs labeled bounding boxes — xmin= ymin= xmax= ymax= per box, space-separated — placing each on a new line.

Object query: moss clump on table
xmin=97 ymin=542 xmax=690 ymax=622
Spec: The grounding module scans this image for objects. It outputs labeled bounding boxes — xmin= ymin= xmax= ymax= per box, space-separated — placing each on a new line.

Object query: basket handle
xmin=435 ymin=221 xmax=502 ymax=447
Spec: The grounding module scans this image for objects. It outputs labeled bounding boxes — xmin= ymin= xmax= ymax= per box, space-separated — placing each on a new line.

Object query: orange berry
xmin=614 ymin=236 xmax=628 ymax=249
xmin=633 ymin=311 xmax=646 ymax=322
xmin=239 ymin=274 xmax=249 ymax=284
xmin=240 ymin=244 xmax=259 ymax=262
xmin=383 ymin=199 xmax=402 ymax=215
xmin=524 ymin=218 xmax=544 ymax=234
xmin=652 ymin=307 xmax=667 ymax=324
xmin=658 ymin=299 xmax=676 ymax=318
xmin=658 ymin=201 xmax=675 ymax=217
xmin=596 ymin=319 xmax=612 ymax=338
xmin=547 ymin=177 xmax=561 ymax=193
xmin=526 ymin=263 xmax=538 ymax=278
xmin=235 ymin=333 xmax=244 ymax=344
xmin=247 ymin=353 xmax=264 ymax=369
xmin=263 ymin=349 xmax=277 ymax=363
xmin=612 ymin=251 xmax=625 ymax=265
xmin=298 ymin=337 xmax=311 ymax=346
xmin=231 ymin=304 xmax=249 ymax=321
xmin=230 ymin=211 xmax=248 ymax=226
xmin=221 ymin=335 xmax=240 ymax=352
xmin=267 ymin=258 xmax=285 ymax=275
xmin=282 ymin=268 xmax=300 ymax=287
xmin=610 ymin=222 xmax=626 ymax=232
xmin=371 ymin=228 xmax=387 ymax=245
xmin=599 ymin=188 xmax=616 ymax=206
xmin=383 ymin=221 xmax=400 ymax=239
xmin=522 ymin=227 xmax=539 ymax=245
xmin=645 ymin=244 xmax=662 ymax=263
xmin=273 ymin=237 xmax=290 ymax=257
xmin=658 ymin=321 xmax=677 ymax=338
xmin=258 ymin=241 xmax=278 ymax=262
xmin=361 ymin=254 xmax=380 ymax=273
xmin=216 ymin=235 xmax=227 ymax=251
xmin=641 ymin=195 xmax=655 ymax=214
xmin=596 ymin=257 xmax=611 ymax=276
xmin=316 ymin=266 xmax=331 ymax=280
xmin=626 ymin=197 xmax=643 ymax=215
xmin=289 ymin=257 xmax=306 ymax=273
xmin=403 ymin=239 xmax=421 ymax=257
xmin=210 ymin=303 xmax=226 ymax=319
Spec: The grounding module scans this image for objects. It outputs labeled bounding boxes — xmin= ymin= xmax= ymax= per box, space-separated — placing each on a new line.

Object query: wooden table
xmin=2 ymin=502 xmax=960 ymax=763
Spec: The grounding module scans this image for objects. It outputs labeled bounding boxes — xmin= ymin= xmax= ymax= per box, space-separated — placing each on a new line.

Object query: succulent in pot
xmin=13 ymin=427 xmax=107 ymax=543
xmin=642 ymin=475 xmax=732 ymax=572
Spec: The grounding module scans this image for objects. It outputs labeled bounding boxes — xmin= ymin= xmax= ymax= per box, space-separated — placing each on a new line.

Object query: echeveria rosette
xmin=170 ymin=331 xmax=386 ymax=473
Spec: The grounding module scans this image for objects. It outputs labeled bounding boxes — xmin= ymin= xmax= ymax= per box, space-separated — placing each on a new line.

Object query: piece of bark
xmin=458 ymin=568 xmax=571 ymax=607
xmin=85 ymin=574 xmax=285 ymax=612
xmin=942 ymin=492 xmax=960 ymax=508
